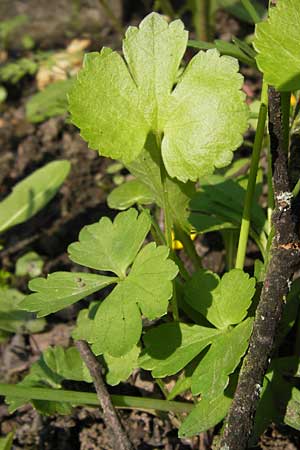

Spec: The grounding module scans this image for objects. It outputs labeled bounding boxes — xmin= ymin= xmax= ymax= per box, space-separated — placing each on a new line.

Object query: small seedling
xmin=1 ymin=2 xmax=300 ymax=448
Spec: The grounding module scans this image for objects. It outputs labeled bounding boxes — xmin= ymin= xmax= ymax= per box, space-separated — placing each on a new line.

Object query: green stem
xmin=161 ymin=169 xmax=173 ymax=250
xmin=157 ymin=134 xmax=179 ymax=320
xmin=174 ymin=226 xmax=202 ymax=270
xmin=222 ymin=230 xmax=238 ymax=270
xmin=0 ymin=384 xmax=194 ymax=414
xmin=236 ymin=103 xmax=267 ymax=269
xmin=193 ymin=0 xmax=211 ymax=42
xmin=154 ymin=0 xmax=176 ymax=18
xmin=241 ymin=0 xmax=261 ymax=23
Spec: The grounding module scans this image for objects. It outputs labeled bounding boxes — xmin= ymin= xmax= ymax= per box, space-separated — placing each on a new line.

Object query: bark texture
xmin=220 ymin=88 xmax=300 ymax=449
xmin=76 ymin=340 xmax=134 ymax=450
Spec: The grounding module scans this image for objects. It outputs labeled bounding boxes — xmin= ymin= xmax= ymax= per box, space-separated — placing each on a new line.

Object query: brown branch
xmin=76 ymin=340 xmax=134 ymax=450
xmin=220 ymin=87 xmax=300 ymax=449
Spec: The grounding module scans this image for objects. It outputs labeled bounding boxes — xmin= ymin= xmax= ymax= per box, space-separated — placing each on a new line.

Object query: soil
xmin=0 ymin=1 xmax=299 ymax=449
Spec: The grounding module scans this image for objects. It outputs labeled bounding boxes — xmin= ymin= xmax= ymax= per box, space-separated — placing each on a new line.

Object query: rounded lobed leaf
xmin=68 ymin=13 xmax=248 ymax=182
xmin=254 ymin=0 xmax=300 ymax=91
xmin=162 ymin=49 xmax=248 ymax=182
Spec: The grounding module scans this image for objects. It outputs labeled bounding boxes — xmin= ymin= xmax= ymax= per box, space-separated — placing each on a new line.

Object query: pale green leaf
xmin=104 ymin=345 xmax=140 ymax=385
xmin=123 ymin=13 xmax=187 ymax=129
xmin=20 ymin=272 xmax=117 ymax=317
xmin=191 ymin=318 xmax=253 ymax=397
xmin=185 ymin=269 xmax=255 ymax=329
xmin=107 ymin=179 xmax=155 ymax=210
xmin=179 ymin=391 xmax=232 ymax=437
xmin=140 ymin=322 xmax=220 ymax=377
xmin=69 ymin=13 xmax=248 ymax=182
xmin=68 ymin=208 xmax=151 ymax=277
xmin=69 ymin=48 xmax=148 ymax=162
xmin=91 ymin=242 xmax=178 ymax=356
xmin=254 ymin=0 xmax=300 ymax=91
xmin=0 ymin=161 xmax=70 ymax=234
xmin=162 ymin=49 xmax=248 ymax=181
xmin=44 ymin=346 xmax=92 ymax=383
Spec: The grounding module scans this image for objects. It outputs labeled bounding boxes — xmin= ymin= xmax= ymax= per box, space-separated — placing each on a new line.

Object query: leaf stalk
xmin=235 ymin=102 xmax=267 ymax=269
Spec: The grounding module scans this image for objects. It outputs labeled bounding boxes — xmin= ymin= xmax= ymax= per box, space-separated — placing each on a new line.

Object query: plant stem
xmin=0 ymin=383 xmax=194 ymax=414
xmin=193 ymin=0 xmax=211 ymax=42
xmin=98 ymin=0 xmax=123 ymax=35
xmin=154 ymin=0 xmax=176 ymax=18
xmin=241 ymin=0 xmax=261 ymax=23
xmin=156 ymin=134 xmax=179 ymax=320
xmin=76 ymin=341 xmax=133 ymax=450
xmin=222 ymin=230 xmax=238 ymax=270
xmin=160 ymin=165 xmax=173 ymax=250
xmin=235 ymin=103 xmax=267 ymax=269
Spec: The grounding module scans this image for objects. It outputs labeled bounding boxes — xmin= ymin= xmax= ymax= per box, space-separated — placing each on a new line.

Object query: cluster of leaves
xmin=3 ymin=0 xmax=300 ymax=444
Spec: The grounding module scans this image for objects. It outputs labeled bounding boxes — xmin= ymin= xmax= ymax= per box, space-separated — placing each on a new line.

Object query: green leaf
xmin=20 ymin=272 xmax=117 ymax=317
xmin=127 ymin=143 xmax=196 ymax=231
xmin=0 ymin=160 xmax=70 ymax=234
xmin=0 ymin=58 xmax=37 ymax=84
xmin=68 ymin=208 xmax=151 ymax=278
xmin=90 ymin=242 xmax=178 ymax=357
xmin=0 ymin=432 xmax=14 ymax=450
xmin=191 ymin=318 xmax=253 ymax=397
xmin=15 ymin=251 xmax=44 ymax=277
xmin=69 ymin=48 xmax=149 ymax=162
xmin=26 ymin=79 xmax=74 ymax=123
xmin=69 ymin=13 xmax=248 ymax=182
xmin=189 ymin=174 xmax=266 ymax=237
xmin=43 ymin=346 xmax=92 ymax=383
xmin=159 ymin=48 xmax=247 ymax=182
xmin=90 ymin=283 xmax=142 ymax=357
xmin=285 ymin=387 xmax=300 ymax=430
xmin=72 ymin=308 xmax=92 ymax=341
xmin=5 ymin=345 xmax=93 ymax=415
xmin=6 ymin=352 xmax=66 ymax=415
xmin=104 ymin=345 xmax=140 ymax=385
xmin=0 ymin=288 xmax=45 ymax=334
xmin=125 ymin=243 xmax=178 ymax=318
xmin=254 ymin=0 xmax=300 ymax=91
xmin=123 ymin=14 xmax=187 ymax=130
xmin=250 ymin=376 xmax=277 ymax=446
xmin=107 ymin=179 xmax=155 ymax=210
xmin=185 ymin=269 xmax=255 ymax=329
xmin=140 ymin=322 xmax=220 ymax=377
xmin=179 ymin=390 xmax=232 ymax=437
